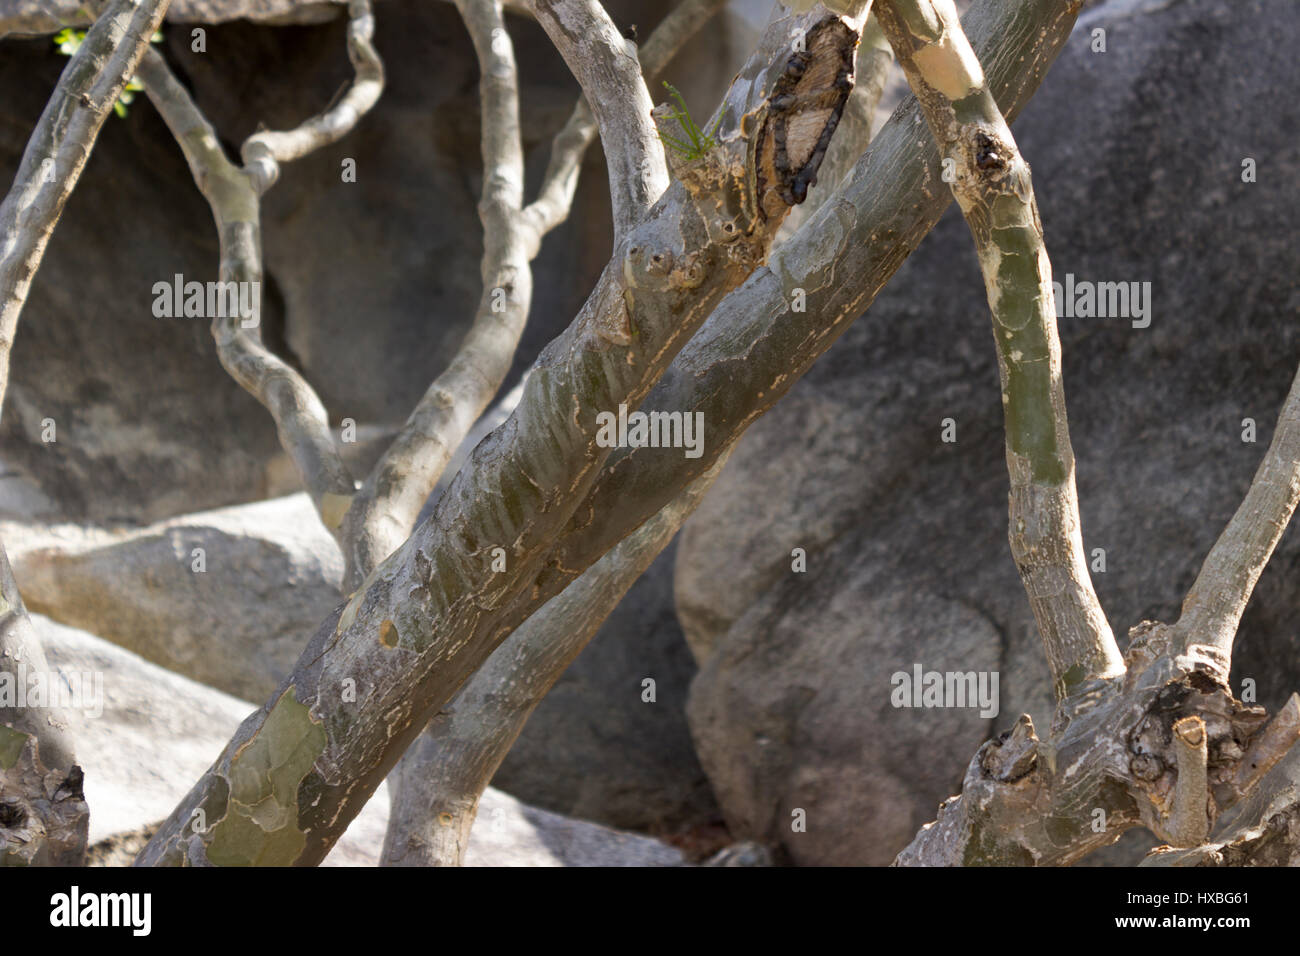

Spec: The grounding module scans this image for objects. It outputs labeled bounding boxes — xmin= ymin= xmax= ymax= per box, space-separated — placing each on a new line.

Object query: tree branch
xmin=524 ymin=0 xmax=668 ymax=242
xmin=138 ymin=7 xmax=862 ymax=866
xmin=138 ymin=0 xmax=386 ymax=534
xmin=0 ymin=0 xmax=173 ymax=867
xmin=1173 ymin=362 xmax=1300 ymax=663
xmin=875 ymin=0 xmax=1123 ymax=697
xmin=240 ymin=0 xmax=384 ymax=189
xmin=340 ymin=0 xmax=531 ymax=587
xmin=520 ymin=0 xmax=725 ymax=244
xmin=381 ymin=446 xmax=731 ymax=865
xmin=875 ymin=0 xmax=1297 ymax=866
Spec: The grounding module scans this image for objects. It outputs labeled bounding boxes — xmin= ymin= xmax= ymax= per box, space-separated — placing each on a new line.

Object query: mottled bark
xmin=876 ymin=0 xmax=1122 ymax=695
xmin=138 ymin=7 xmax=863 ymax=867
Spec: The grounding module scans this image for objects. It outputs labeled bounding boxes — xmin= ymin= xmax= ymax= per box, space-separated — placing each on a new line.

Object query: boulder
xmin=5 ymin=494 xmax=343 ymax=703
xmin=33 ymin=614 xmax=684 ymax=866
xmin=676 ymin=0 xmax=1300 ymax=864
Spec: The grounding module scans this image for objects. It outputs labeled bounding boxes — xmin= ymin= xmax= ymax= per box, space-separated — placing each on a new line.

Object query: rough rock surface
xmin=36 ymin=614 xmax=684 ymax=866
xmin=677 ymin=0 xmax=1300 ymax=865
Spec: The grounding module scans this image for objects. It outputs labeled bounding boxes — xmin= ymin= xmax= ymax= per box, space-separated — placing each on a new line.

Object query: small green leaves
xmin=657 ymin=82 xmax=721 ymax=161
xmin=53 ymin=28 xmax=83 ymax=56
xmin=53 ymin=30 xmax=162 ymax=118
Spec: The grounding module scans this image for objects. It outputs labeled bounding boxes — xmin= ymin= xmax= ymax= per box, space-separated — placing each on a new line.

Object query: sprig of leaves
xmin=53 ymin=29 xmax=163 ymax=118
xmin=657 ymin=81 xmax=721 ymax=161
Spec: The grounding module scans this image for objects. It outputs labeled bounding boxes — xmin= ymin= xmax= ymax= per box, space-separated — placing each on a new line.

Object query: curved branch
xmin=240 ymin=0 xmax=385 ymax=189
xmin=1174 ymin=362 xmax=1300 ymax=661
xmin=525 ymin=0 xmax=668 ymax=241
xmin=520 ymin=0 xmax=725 ymax=243
xmin=138 ymin=49 xmax=359 ymax=532
xmin=875 ymin=0 xmax=1123 ymax=696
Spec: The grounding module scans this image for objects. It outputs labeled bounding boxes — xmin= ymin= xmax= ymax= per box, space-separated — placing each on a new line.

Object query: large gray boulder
xmin=677 ymin=0 xmax=1300 ymax=865
xmin=4 ymin=494 xmax=343 ymax=702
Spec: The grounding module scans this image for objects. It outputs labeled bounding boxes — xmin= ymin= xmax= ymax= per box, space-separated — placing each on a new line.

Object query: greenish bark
xmin=875 ymin=0 xmax=1123 ymax=694
xmin=879 ymin=0 xmax=1300 ymax=867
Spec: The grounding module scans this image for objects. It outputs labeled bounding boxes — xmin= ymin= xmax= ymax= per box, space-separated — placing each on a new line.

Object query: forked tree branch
xmin=240 ymin=0 xmax=384 ymax=185
xmin=137 ymin=6 xmax=863 ymax=867
xmin=340 ymin=0 xmax=724 ymax=588
xmin=377 ymin=0 xmax=729 ymax=865
xmin=343 ymin=0 xmax=724 ymax=584
xmin=139 ymin=0 xmax=385 ymax=535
